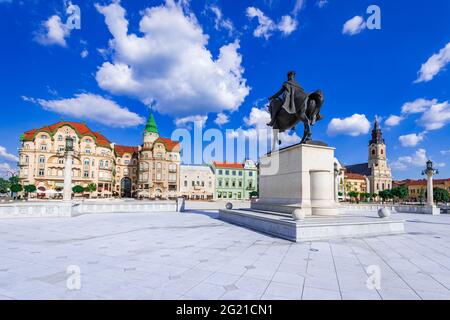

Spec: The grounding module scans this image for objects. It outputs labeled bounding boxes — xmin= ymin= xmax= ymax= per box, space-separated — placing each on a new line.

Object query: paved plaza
xmin=1 ymin=209 xmax=450 ymax=300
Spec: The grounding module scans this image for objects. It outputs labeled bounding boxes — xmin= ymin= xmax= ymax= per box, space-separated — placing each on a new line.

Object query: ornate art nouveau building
xmin=18 ymin=114 xmax=180 ymax=199
xmin=345 ymin=120 xmax=393 ymax=194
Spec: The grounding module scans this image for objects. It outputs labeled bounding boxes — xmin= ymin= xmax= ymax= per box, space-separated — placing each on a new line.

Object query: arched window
xmin=381 ymin=149 xmax=384 ymax=155
xmin=371 ymin=149 xmax=375 ymax=155
xmin=39 ymin=155 xmax=45 ymax=163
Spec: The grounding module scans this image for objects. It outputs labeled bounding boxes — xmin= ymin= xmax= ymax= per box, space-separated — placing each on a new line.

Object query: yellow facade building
xmin=18 ymin=113 xmax=180 ymax=199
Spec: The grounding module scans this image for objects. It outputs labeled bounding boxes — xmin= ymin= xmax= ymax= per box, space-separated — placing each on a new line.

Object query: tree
xmin=348 ymin=191 xmax=359 ymax=203
xmin=85 ymin=183 xmax=97 ymax=197
xmin=434 ymin=188 xmax=449 ymax=204
xmin=379 ymin=190 xmax=392 ymax=202
xmin=72 ymin=185 xmax=85 ymax=196
xmin=10 ymin=184 xmax=23 ymax=193
xmin=249 ymin=191 xmax=258 ymax=199
xmin=8 ymin=175 xmax=19 ymax=185
xmin=0 ymin=178 xmax=10 ymax=194
xmin=23 ymin=184 xmax=36 ymax=199
xmin=391 ymin=186 xmax=408 ymax=203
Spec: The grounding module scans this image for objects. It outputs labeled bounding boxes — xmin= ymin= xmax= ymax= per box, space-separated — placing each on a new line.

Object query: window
xmin=218 ymin=170 xmax=223 ymax=175
xmin=218 ymin=179 xmax=222 ymax=187
xmin=238 ymin=171 xmax=243 ymax=176
xmin=228 ymin=192 xmax=232 ymax=198
xmin=192 ymin=181 xmax=195 ymax=187
xmin=85 ymin=138 xmax=92 ymax=143
xmin=184 ymin=180 xmax=187 ymax=187
xmin=58 ymin=135 xmax=63 ymax=141
xmin=38 ymin=169 xmax=45 ymax=176
xmin=225 ymin=180 xmax=229 ymax=187
xmin=232 ymin=170 xmax=236 ymax=176
xmin=84 ymin=159 xmax=90 ymax=165
xmin=238 ymin=180 xmax=242 ymax=187
xmin=58 ymin=146 xmax=64 ymax=152
xmin=157 ymin=162 xmax=162 ymax=169
xmin=85 ymin=149 xmax=91 ymax=154
xmin=124 ymin=160 xmax=130 ymax=165
xmin=225 ymin=170 xmax=229 ymax=175
xmin=84 ymin=171 xmax=89 ymax=178
xmin=39 ymin=156 xmax=45 ymax=163
xmin=40 ymin=145 xmax=47 ymax=151
xmin=249 ymin=172 xmax=253 ymax=177
xmin=156 ymin=173 xmax=162 ymax=180
xmin=218 ymin=192 xmax=222 ymax=198
xmin=41 ymin=134 xmax=48 ymax=139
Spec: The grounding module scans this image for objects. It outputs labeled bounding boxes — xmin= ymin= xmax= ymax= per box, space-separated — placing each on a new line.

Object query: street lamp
xmin=421 ymin=159 xmax=439 ymax=210
xmin=422 ymin=160 xmax=439 ymax=176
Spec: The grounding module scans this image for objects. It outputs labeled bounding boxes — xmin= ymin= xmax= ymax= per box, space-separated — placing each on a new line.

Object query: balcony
xmin=18 ymin=160 xmax=29 ymax=166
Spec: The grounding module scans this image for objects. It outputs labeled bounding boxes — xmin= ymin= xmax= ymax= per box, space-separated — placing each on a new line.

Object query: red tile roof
xmin=213 ymin=161 xmax=244 ymax=169
xmin=155 ymin=137 xmax=180 ymax=151
xmin=22 ymin=121 xmax=111 ymax=147
xmin=394 ymin=178 xmax=450 ymax=187
xmin=345 ymin=173 xmax=366 ymax=180
xmin=114 ymin=145 xmax=139 ymax=157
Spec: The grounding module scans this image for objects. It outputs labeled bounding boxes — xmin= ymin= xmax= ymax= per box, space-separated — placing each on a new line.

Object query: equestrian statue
xmin=267 ymin=71 xmax=324 ymax=148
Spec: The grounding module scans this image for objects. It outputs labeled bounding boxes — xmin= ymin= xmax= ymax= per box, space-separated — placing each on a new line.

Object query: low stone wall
xmin=72 ymin=201 xmax=178 ymax=215
xmin=0 ymin=202 xmax=72 ymax=219
xmin=0 ymin=199 xmax=184 ymax=219
xmin=340 ymin=204 xmax=441 ymax=215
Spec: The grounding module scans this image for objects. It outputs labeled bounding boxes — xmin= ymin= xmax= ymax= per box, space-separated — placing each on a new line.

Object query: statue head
xmin=287 ymin=71 xmax=296 ymax=80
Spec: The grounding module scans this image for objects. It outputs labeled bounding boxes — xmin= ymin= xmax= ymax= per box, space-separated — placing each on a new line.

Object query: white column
xmin=334 ymin=172 xmax=339 ymax=203
xmin=426 ymin=172 xmax=434 ymax=206
xmin=63 ymin=151 xmax=73 ymax=201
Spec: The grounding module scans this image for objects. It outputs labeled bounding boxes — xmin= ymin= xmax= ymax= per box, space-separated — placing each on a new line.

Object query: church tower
xmin=367 ymin=119 xmax=392 ymax=193
xmin=368 ymin=119 xmax=386 ymax=168
xmin=143 ymin=112 xmax=159 ymax=148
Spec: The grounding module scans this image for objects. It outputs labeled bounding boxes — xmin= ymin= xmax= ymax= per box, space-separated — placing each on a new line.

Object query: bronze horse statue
xmin=269 ymin=89 xmax=324 ymax=149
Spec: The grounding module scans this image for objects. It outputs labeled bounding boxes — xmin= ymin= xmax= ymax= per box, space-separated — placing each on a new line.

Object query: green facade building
xmin=212 ymin=160 xmax=258 ymax=200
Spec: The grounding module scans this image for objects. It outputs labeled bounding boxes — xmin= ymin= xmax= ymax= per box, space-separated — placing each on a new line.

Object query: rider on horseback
xmin=267 ymin=71 xmax=323 ymax=127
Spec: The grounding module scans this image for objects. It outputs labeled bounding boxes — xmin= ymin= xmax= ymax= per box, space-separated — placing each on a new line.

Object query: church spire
xmin=145 ymin=112 xmax=158 ymax=134
xmin=369 ymin=118 xmax=384 ymax=145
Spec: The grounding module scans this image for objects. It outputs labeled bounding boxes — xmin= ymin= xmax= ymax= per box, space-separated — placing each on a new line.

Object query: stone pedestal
xmin=252 ymin=143 xmax=338 ymax=216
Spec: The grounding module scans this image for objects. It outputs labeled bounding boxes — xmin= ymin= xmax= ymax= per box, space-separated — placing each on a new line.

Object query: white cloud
xmin=246 ymin=7 xmax=298 ymax=39
xmin=34 ymin=15 xmax=70 ymax=47
xmin=232 ymin=107 xmax=300 ymax=148
xmin=278 ymin=15 xmax=298 ymax=36
xmin=327 ymin=114 xmax=371 ymax=137
xmin=209 ymin=5 xmax=234 ymax=35
xmin=398 ymin=133 xmax=425 ymax=147
xmin=418 ymin=101 xmax=450 ymax=130
xmin=0 ymin=163 xmax=15 ymax=177
xmin=342 ymin=16 xmax=366 ymax=35
xmin=391 ymin=148 xmax=428 ymax=171
xmin=292 ymin=0 xmax=304 ymax=15
xmin=175 ymin=115 xmax=208 ymax=129
xmin=415 ymin=42 xmax=450 ymax=83
xmin=0 ymin=146 xmax=18 ymax=162
xmin=385 ymin=115 xmax=404 ymax=127
xmin=246 ymin=7 xmax=276 ymax=39
xmin=316 ymin=0 xmax=328 ymax=8
xmin=214 ymin=113 xmax=229 ymax=126
xmin=95 ymin=1 xmax=249 ymax=118
xmin=440 ymin=150 xmax=450 ymax=155
xmin=22 ymin=93 xmax=145 ymax=128
xmin=80 ymin=49 xmax=89 ymax=58
xmin=401 ymin=98 xmax=437 ymax=114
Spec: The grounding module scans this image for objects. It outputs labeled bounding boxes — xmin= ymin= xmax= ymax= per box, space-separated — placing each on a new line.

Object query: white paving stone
xmin=1 ymin=211 xmax=450 ymax=299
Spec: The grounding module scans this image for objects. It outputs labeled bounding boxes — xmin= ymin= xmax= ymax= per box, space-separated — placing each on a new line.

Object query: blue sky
xmin=0 ymin=0 xmax=449 ymax=180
